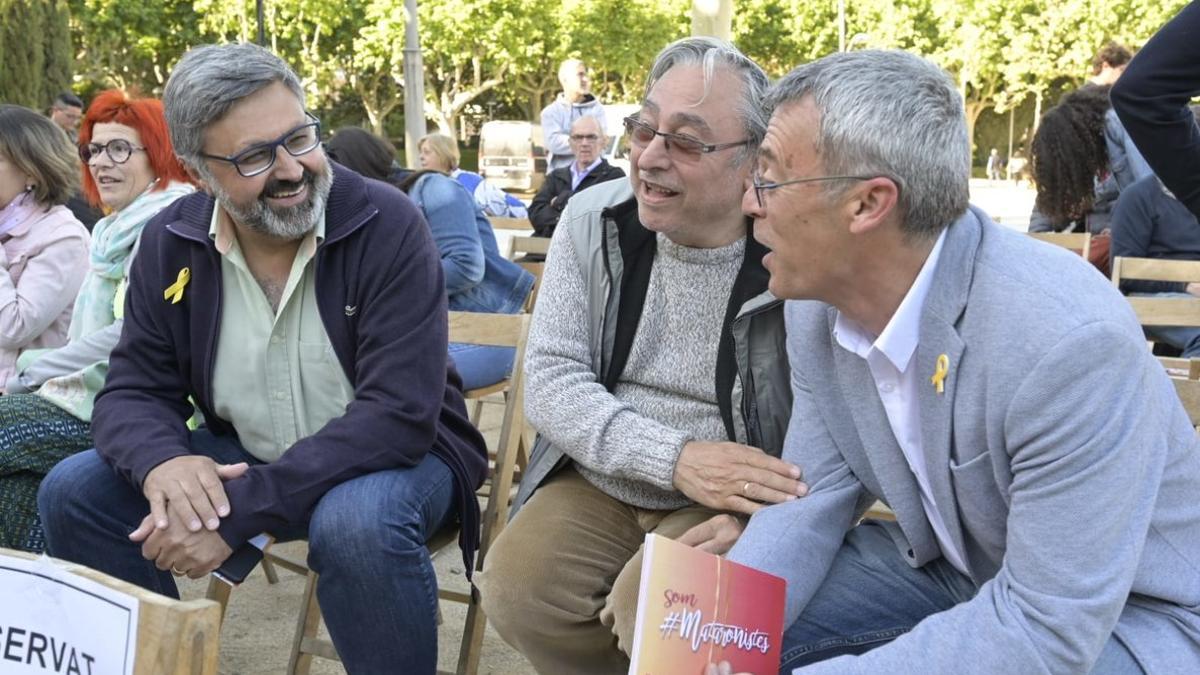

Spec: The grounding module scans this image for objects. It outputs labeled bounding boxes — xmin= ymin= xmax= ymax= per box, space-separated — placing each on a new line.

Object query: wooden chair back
xmin=506 ymin=236 xmax=550 ymax=312
xmin=1111 ymin=257 xmax=1200 ymax=328
xmin=486 ymin=216 xmax=532 ymax=232
xmin=1028 ymin=231 xmax=1092 ymax=260
xmin=1171 ymin=376 xmax=1200 ymax=428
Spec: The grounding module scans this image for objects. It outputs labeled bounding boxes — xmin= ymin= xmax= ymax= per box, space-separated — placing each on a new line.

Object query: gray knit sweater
xmin=524 ymin=228 xmax=745 ymax=510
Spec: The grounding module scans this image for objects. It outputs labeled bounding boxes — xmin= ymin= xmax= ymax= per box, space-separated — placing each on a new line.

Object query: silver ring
xmin=743 ymin=482 xmax=752 ymax=496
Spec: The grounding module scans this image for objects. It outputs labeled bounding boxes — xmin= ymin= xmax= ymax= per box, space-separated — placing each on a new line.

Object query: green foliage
xmin=68 ymin=0 xmax=205 ymax=94
xmin=1 ymin=0 xmax=74 ymax=109
xmin=37 ymin=0 xmax=1196 ymax=154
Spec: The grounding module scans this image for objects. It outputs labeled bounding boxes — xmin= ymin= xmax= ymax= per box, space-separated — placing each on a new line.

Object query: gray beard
xmin=211 ymin=161 xmax=333 ymax=241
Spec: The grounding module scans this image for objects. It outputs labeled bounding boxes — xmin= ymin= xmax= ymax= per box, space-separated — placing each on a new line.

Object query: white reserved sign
xmin=0 ymin=555 xmax=138 ymax=675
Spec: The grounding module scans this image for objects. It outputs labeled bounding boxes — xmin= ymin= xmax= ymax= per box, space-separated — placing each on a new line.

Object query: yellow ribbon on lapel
xmin=930 ymin=353 xmax=949 ymax=394
xmin=163 ymin=267 xmax=190 ymax=304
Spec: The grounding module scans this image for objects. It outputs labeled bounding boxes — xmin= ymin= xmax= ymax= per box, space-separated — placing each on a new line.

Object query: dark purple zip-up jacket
xmin=91 ymin=163 xmax=489 ymax=571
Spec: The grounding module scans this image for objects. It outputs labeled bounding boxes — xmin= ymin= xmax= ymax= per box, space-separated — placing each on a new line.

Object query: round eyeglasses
xmin=622 ymin=116 xmax=748 ymax=160
xmin=199 ymin=112 xmax=322 ymax=178
xmin=79 ymin=138 xmax=146 ymax=165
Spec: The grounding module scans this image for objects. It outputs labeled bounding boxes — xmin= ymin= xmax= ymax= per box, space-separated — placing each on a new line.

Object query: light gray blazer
xmin=728 ymin=206 xmax=1200 ymax=673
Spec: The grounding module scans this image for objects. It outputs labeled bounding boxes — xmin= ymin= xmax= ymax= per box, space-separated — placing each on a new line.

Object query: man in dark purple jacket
xmin=37 ymin=44 xmax=487 ymax=673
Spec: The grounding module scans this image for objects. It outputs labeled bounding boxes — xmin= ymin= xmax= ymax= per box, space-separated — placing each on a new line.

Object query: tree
xmin=1 ymin=0 xmax=73 ymax=108
xmin=68 ymin=0 xmax=205 ymax=94
xmin=562 ymin=0 xmax=690 ymax=105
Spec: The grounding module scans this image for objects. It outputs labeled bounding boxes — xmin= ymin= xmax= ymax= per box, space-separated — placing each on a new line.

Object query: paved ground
xmin=179 ymin=179 xmax=1036 ymax=674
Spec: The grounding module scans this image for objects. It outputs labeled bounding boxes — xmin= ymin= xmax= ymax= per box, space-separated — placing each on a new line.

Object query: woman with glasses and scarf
xmin=0 ymin=106 xmax=90 ymax=391
xmin=0 ymin=90 xmax=195 ymax=552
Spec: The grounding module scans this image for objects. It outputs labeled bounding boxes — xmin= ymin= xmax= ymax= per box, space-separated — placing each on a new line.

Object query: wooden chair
xmin=208 ymin=312 xmax=532 ymax=675
xmin=1159 ymin=356 xmax=1200 ymax=380
xmin=506 ymin=235 xmax=550 ymax=314
xmin=1028 ymin=231 xmax=1092 ymax=259
xmin=3 ymin=547 xmax=221 ymax=674
xmin=1171 ymin=376 xmax=1200 ymax=429
xmin=486 ymin=215 xmax=532 ymax=231
xmin=1111 ymin=258 xmax=1200 ymax=346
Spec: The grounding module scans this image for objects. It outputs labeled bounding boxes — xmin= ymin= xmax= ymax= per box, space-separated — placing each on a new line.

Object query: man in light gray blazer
xmin=727 ymin=49 xmax=1200 ymax=674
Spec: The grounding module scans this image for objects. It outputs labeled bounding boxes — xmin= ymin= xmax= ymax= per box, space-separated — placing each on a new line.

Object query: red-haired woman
xmin=0 ymin=90 xmax=195 ymax=552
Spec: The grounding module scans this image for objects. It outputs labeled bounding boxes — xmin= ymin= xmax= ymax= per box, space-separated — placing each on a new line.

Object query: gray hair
xmin=766 ymin=50 xmax=970 ymax=238
xmin=163 ymin=43 xmax=305 ymax=171
xmin=644 ymin=36 xmax=769 ymax=165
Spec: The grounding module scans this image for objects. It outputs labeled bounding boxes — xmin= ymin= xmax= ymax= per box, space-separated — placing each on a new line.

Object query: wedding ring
xmin=743 ymin=482 xmax=752 ymax=496
xmin=171 ymin=566 xmax=186 ymax=576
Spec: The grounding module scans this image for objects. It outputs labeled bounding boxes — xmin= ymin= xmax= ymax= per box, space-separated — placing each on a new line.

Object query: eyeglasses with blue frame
xmin=199 ymin=112 xmax=322 ymax=178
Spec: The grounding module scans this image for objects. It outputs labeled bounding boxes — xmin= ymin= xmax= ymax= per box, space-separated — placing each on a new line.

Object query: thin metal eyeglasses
xmin=751 ymin=173 xmax=877 ymax=208
xmin=79 ymin=138 xmax=146 ymax=164
xmin=199 ymin=112 xmax=322 ymax=178
xmin=570 ymin=133 xmax=599 ymax=142
xmin=623 ymin=116 xmax=748 ymax=159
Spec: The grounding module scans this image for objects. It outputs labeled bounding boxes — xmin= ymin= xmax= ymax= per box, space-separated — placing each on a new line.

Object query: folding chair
xmin=206 ymin=311 xmax=531 ymax=675
xmin=1027 ymin=231 xmax=1092 ymax=260
xmin=1111 ymin=257 xmax=1200 ymax=353
xmin=505 ymin=235 xmax=550 ymax=313
xmin=1171 ymin=376 xmax=1200 ymax=429
xmin=486 ymin=216 xmax=532 ymax=232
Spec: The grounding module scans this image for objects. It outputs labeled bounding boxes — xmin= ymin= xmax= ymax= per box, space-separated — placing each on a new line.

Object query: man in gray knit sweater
xmin=477 ymin=37 xmax=803 ymax=674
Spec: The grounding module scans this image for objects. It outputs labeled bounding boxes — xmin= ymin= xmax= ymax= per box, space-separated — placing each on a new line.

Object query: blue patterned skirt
xmin=0 ymin=394 xmax=92 ymax=552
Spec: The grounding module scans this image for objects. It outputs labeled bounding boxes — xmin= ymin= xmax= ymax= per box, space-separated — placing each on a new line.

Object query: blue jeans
xmin=449 ymin=342 xmax=515 ymax=390
xmin=780 ymin=521 xmax=1144 ymax=674
xmin=38 ymin=429 xmax=456 ymax=674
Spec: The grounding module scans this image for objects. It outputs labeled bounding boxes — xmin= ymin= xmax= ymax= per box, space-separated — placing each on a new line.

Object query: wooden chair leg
xmin=204 ymin=576 xmax=232 ymax=624
xmin=455 ymin=591 xmax=488 ymax=675
xmin=469 ymin=398 xmax=484 ymax=425
xmin=287 ymin=571 xmax=323 ymax=675
xmin=260 ymin=550 xmax=280 ymax=585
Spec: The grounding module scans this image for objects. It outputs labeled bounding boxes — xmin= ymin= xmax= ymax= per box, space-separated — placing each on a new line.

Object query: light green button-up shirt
xmin=208 ymin=207 xmax=353 ymax=462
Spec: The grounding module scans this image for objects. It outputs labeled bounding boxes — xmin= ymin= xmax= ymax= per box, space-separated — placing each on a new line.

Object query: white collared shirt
xmin=570 ymin=157 xmax=602 ymax=191
xmin=832 ymin=229 xmax=969 ymax=574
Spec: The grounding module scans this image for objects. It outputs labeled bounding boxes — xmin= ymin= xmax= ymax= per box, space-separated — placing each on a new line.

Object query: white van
xmin=479 ymin=121 xmax=547 ymax=192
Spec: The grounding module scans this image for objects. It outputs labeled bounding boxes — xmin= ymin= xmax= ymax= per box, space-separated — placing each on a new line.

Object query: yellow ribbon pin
xmin=163 ymin=267 xmax=190 ymax=304
xmin=930 ymin=353 xmax=949 ymax=394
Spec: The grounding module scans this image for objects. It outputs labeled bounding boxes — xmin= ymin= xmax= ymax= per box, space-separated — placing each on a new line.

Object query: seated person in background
xmin=476 ymin=37 xmax=799 ymax=675
xmin=528 ymin=115 xmax=625 ymax=240
xmin=0 ymin=105 xmax=91 ymax=387
xmin=37 ymin=44 xmax=488 ymax=674
xmin=46 ymin=92 xmax=83 ymax=141
xmin=1111 ymin=170 xmax=1200 ymax=356
xmin=1029 ymin=84 xmax=1152 ymax=276
xmin=1029 ymin=84 xmax=1151 ymax=236
xmin=729 ymin=48 xmax=1200 ymax=674
xmin=0 ymin=90 xmax=194 ymax=553
xmin=1087 ymin=41 xmax=1132 ymax=87
xmin=328 ymin=127 xmax=534 ymax=390
xmin=418 ymin=132 xmax=528 ymax=218
xmin=1112 ymin=4 xmax=1200 ymax=220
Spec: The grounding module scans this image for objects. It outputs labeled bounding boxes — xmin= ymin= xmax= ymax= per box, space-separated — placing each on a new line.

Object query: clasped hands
xmin=672 ymin=440 xmax=807 ymax=556
xmin=129 ymin=455 xmax=247 ymax=579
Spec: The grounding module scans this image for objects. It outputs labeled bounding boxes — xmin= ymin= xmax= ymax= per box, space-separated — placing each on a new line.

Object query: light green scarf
xmin=68 ymin=180 xmax=195 ymax=340
xmin=32 ymin=180 xmax=194 ymax=422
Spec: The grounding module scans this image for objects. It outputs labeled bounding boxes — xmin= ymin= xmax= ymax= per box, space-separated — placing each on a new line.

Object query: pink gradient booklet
xmin=628 ymin=533 xmax=786 ymax=675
